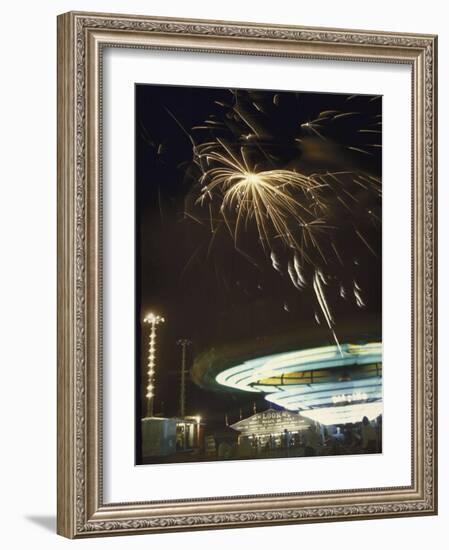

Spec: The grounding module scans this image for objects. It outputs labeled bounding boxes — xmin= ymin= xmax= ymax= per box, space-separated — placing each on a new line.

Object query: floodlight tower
xmin=177 ymin=338 xmax=192 ymax=418
xmin=143 ymin=312 xmax=165 ymax=417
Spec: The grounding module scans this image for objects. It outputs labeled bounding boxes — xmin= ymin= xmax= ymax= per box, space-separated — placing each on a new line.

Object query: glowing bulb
xmin=143 ymin=312 xmax=165 ymax=325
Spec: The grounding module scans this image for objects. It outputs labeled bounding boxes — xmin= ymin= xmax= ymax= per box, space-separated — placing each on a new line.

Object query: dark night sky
xmin=135 ymin=84 xmax=382 ymax=440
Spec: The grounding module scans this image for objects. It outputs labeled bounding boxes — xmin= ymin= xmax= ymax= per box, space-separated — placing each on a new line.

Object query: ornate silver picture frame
xmin=57 ymin=11 xmax=437 ymax=538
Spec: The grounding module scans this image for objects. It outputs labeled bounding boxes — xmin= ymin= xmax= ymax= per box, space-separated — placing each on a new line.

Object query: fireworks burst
xmin=152 ymin=89 xmax=382 ymax=348
xmin=196 ymin=140 xmax=326 ymax=253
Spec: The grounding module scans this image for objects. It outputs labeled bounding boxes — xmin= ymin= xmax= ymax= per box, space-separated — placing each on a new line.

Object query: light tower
xmin=143 ymin=312 xmax=164 ymax=417
xmin=177 ymin=338 xmax=192 ymax=418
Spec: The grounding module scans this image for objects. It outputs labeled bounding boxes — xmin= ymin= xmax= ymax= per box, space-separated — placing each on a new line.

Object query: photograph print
xmin=135 ymin=84 xmax=382 ymax=465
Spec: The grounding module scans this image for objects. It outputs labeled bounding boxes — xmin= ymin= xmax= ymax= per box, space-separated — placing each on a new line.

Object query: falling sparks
xmin=353 ymin=280 xmax=365 ymax=308
xmin=191 ymin=142 xmax=379 ymax=349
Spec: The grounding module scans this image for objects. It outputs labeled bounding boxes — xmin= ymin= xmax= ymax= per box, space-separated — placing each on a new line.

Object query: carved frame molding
xmin=57 ymin=11 xmax=437 ymax=538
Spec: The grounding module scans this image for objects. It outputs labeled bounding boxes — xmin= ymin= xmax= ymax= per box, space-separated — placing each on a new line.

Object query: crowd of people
xmin=217 ymin=415 xmax=383 ymax=460
xmin=328 ymin=415 xmax=383 ymax=454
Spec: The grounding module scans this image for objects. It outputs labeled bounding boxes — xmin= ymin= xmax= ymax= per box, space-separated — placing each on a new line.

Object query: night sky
xmin=135 ymin=84 xmax=382 ymax=454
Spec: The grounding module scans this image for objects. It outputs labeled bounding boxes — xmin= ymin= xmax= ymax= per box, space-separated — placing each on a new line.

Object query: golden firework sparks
xmin=161 ymin=93 xmax=381 ymax=350
xmin=196 ymin=141 xmax=326 ymax=253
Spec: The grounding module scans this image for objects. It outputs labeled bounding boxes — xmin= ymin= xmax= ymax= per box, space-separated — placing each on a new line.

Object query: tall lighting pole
xmin=143 ymin=312 xmax=164 ymax=417
xmin=177 ymin=339 xmax=191 ymax=418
